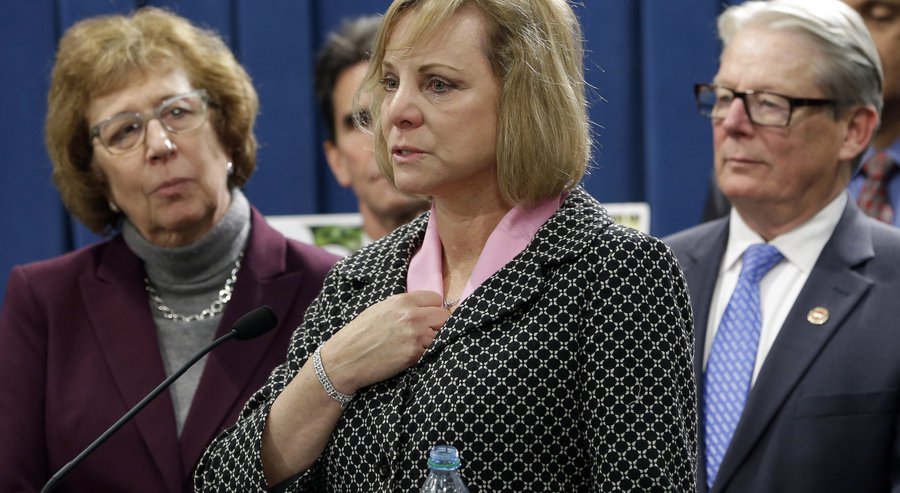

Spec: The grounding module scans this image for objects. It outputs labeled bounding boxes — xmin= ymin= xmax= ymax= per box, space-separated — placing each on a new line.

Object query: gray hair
xmin=718 ymin=0 xmax=883 ymax=115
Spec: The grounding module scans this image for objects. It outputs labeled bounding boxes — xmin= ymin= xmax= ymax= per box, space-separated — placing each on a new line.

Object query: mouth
xmin=391 ymin=145 xmax=425 ymax=159
xmin=723 ymin=156 xmax=764 ymax=166
xmin=151 ymin=178 xmax=191 ymax=195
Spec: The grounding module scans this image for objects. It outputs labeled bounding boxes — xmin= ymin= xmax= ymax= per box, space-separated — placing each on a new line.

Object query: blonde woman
xmin=197 ymin=0 xmax=697 ymax=490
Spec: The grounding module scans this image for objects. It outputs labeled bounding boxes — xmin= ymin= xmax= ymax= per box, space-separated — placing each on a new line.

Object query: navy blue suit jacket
xmin=665 ymin=201 xmax=900 ymax=493
xmin=0 ymin=208 xmax=338 ymax=493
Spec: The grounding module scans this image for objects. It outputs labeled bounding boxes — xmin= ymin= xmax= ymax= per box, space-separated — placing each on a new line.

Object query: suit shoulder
xmin=9 ymin=239 xmax=113 ymax=280
xmin=865 ymin=218 xmax=900 ymax=262
xmin=663 ymin=220 xmax=723 ymax=248
xmin=283 ymin=238 xmax=341 ymax=278
xmin=663 ymin=220 xmax=725 ymax=255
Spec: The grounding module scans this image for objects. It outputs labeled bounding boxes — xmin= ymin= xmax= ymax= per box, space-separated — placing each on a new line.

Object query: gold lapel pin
xmin=807 ymin=307 xmax=829 ymax=325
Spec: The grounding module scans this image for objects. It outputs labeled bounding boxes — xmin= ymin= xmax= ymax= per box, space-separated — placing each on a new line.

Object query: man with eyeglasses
xmin=702 ymin=0 xmax=900 ymax=226
xmin=664 ymin=1 xmax=900 ymax=492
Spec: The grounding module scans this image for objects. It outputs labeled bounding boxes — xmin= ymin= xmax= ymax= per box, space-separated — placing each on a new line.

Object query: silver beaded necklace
xmin=144 ymin=252 xmax=244 ymax=322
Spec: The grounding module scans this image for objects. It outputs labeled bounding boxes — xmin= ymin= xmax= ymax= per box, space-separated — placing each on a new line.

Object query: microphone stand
xmin=40 ymin=305 xmax=276 ymax=493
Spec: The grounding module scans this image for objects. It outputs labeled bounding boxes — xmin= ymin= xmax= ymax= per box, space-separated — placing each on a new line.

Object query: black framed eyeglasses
xmin=89 ymin=89 xmax=210 ymax=155
xmin=694 ymin=83 xmax=835 ymax=128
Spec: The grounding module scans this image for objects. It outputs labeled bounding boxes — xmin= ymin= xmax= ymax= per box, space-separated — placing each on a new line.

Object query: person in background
xmin=0 ymin=8 xmax=338 ymax=492
xmin=196 ymin=0 xmax=697 ymax=491
xmin=845 ymin=0 xmax=900 ymax=223
xmin=315 ymin=15 xmax=429 ymax=243
xmin=666 ymin=1 xmax=900 ymax=491
xmin=702 ymin=0 xmax=900 ymax=226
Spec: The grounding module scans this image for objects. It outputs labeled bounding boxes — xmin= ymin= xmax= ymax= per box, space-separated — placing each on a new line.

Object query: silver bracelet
xmin=312 ymin=346 xmax=355 ymax=409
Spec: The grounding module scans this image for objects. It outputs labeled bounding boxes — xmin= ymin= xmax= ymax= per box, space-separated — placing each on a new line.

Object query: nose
xmin=144 ymin=118 xmax=177 ymax=162
xmin=384 ymin=82 xmax=424 ymax=130
xmin=719 ymin=98 xmax=753 ymax=134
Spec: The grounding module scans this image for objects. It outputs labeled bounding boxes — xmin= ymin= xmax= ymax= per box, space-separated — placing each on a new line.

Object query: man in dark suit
xmin=665 ymin=0 xmax=900 ymax=491
xmin=703 ymin=0 xmax=900 ymax=225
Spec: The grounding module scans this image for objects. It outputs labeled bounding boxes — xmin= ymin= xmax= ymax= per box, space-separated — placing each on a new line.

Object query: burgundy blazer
xmin=0 ymin=208 xmax=338 ymax=493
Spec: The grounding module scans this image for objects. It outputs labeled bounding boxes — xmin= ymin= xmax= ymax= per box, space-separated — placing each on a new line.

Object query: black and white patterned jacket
xmin=195 ymin=187 xmax=697 ymax=492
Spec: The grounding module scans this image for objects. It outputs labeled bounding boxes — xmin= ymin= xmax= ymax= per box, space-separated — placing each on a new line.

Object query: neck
xmin=734 ymin=187 xmax=844 ymax=241
xmin=359 ymin=202 xmax=425 ymax=241
xmin=124 ymin=189 xmax=250 ymax=283
xmin=434 ymin=193 xmax=510 ymax=299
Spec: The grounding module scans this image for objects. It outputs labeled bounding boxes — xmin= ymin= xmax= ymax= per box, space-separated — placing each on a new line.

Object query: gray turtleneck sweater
xmin=123 ymin=189 xmax=250 ymax=435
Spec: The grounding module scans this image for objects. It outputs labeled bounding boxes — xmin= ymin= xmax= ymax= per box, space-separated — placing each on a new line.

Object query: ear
xmin=323 ymin=139 xmax=352 ymax=187
xmin=837 ymin=104 xmax=879 ymax=162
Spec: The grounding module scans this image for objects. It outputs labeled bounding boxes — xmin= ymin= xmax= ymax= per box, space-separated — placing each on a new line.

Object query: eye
xmin=755 ymin=94 xmax=789 ymax=111
xmin=714 ymin=89 xmax=734 ymax=105
xmin=104 ymin=118 xmax=143 ymax=146
xmin=161 ymin=102 xmax=194 ymax=120
xmin=380 ymin=76 xmax=399 ymax=92
xmin=354 ymin=109 xmax=372 ymax=129
xmin=862 ymin=2 xmax=898 ymax=22
xmin=427 ymin=77 xmax=453 ymax=94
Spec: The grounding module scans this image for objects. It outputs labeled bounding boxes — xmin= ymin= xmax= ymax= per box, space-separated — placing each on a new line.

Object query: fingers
xmin=320 ymin=292 xmax=454 ymax=390
xmin=405 ymin=290 xmax=444 ymax=308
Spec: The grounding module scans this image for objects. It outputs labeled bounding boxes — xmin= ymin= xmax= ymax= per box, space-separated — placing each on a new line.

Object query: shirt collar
xmin=407 ymin=194 xmax=563 ymax=301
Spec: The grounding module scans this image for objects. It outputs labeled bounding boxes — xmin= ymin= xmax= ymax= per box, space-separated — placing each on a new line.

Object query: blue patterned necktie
xmin=704 ymin=243 xmax=783 ymax=488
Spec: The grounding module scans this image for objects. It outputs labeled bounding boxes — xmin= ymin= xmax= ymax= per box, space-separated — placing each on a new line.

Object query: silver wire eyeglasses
xmin=89 ymin=89 xmax=210 ymax=154
xmin=694 ymin=83 xmax=835 ymax=127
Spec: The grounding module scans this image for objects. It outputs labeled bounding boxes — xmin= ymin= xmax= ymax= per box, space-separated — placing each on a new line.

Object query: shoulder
xmin=853 ymin=215 xmax=900 ymax=270
xmin=330 ymin=212 xmax=428 ymax=279
xmin=249 ymin=208 xmax=341 ymax=277
xmin=283 ymin=238 xmax=341 ymax=276
xmin=538 ymin=188 xmax=680 ymax=272
xmin=8 ymin=238 xmax=117 ymax=282
xmin=864 ymin=217 xmax=900 ymax=256
xmin=3 ymin=238 xmax=124 ymax=304
xmin=663 ymin=219 xmax=725 ymax=255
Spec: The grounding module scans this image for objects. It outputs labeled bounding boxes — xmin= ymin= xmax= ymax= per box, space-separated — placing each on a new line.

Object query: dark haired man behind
xmin=315 ymin=15 xmax=427 ymax=243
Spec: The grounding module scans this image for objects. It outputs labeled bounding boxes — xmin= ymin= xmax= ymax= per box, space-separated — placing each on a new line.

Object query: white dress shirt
xmin=703 ymin=192 xmax=847 ymax=384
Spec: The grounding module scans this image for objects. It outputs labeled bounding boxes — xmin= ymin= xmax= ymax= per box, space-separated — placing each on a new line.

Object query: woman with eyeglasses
xmin=0 ymin=7 xmax=338 ymax=492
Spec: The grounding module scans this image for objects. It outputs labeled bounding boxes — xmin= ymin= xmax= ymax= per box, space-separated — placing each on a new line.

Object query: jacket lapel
xmin=178 ymin=209 xmax=301 ymax=477
xmin=422 ymin=188 xmax=612 ymax=360
xmin=82 ymin=237 xmax=183 ymax=493
xmin=712 ymin=203 xmax=875 ymax=492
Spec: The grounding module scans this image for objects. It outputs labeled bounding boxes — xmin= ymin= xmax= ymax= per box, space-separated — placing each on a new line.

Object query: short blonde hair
xmin=46 ymin=7 xmax=259 ymax=234
xmin=361 ymin=0 xmax=590 ymax=206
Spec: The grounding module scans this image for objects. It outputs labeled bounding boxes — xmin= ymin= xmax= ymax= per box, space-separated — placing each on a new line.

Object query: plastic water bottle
xmin=420 ymin=445 xmax=470 ymax=492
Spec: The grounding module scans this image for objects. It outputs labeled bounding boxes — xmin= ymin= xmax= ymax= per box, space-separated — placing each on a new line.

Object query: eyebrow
xmin=381 ymin=59 xmax=464 ymax=75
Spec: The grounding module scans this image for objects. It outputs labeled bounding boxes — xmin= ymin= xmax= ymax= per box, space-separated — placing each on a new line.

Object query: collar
xmin=123 ymin=188 xmax=251 ymax=284
xmin=336 ymin=187 xmax=612 ymax=286
xmin=406 ymin=195 xmax=563 ymax=301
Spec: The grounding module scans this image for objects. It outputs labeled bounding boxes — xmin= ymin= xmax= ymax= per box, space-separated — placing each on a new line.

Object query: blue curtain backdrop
xmin=0 ymin=0 xmax=738 ymax=303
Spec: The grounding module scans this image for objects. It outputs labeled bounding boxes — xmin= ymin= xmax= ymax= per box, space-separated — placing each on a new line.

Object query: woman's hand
xmin=319 ymin=290 xmax=449 ymax=395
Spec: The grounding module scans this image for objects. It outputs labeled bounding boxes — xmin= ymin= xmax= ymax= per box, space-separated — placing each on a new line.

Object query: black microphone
xmin=40 ymin=305 xmax=279 ymax=493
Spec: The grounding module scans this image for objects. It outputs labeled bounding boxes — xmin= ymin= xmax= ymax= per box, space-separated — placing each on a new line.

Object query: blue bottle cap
xmin=427 ymin=445 xmax=461 ymax=470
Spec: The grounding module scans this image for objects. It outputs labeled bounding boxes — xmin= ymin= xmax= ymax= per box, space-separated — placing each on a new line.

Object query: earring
xmin=226 ymin=161 xmax=234 ymax=176
xmin=109 ymin=201 xmax=120 ymax=213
